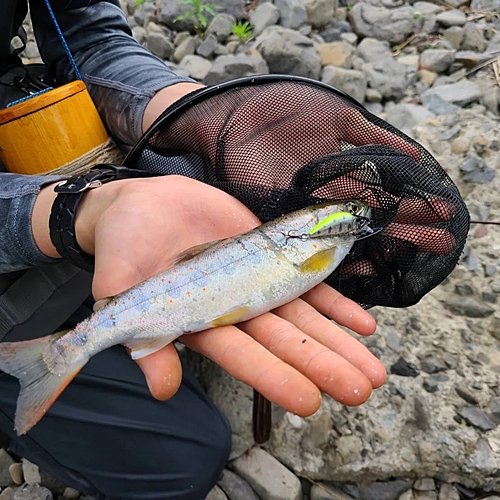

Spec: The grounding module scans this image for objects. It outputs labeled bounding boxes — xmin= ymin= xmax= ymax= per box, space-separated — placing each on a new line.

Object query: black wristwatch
xmin=49 ymin=164 xmax=157 ymax=273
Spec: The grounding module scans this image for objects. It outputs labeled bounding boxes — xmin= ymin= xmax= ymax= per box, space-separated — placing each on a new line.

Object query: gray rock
xmin=436 ymin=10 xmax=467 ymax=27
xmin=22 ymin=459 xmax=40 ymax=485
xmin=361 ymin=58 xmax=417 ymax=100
xmin=173 ymin=35 xmax=196 ymax=63
xmin=147 ymin=31 xmax=175 ymax=60
xmin=384 ymin=103 xmax=435 ymax=133
xmin=356 ymin=38 xmax=392 ymax=62
xmin=203 ymin=52 xmax=268 ymax=85
xmin=390 ymin=357 xmax=419 ymax=377
xmin=250 ymin=3 xmax=280 ymax=36
xmin=421 ymin=80 xmax=482 ymax=107
xmin=443 ymin=296 xmax=495 ymax=317
xmin=0 ymin=450 xmax=15 ymax=488
xmin=311 ymin=484 xmax=354 ymax=499
xmin=8 ymin=463 xmax=23 ymax=486
xmin=420 ymin=355 xmax=447 ymax=374
xmin=321 ymin=66 xmax=367 ymax=103
xmin=455 ymin=386 xmax=479 ymax=405
xmin=254 ymin=26 xmax=321 ymax=79
xmin=413 ymin=2 xmax=443 ymax=15
xmin=206 ymin=485 xmax=228 ymax=500
xmin=0 ymin=488 xmax=15 ymax=500
xmin=414 ymin=478 xmax=435 ymax=491
xmin=438 ymin=483 xmax=460 ymax=500
xmin=457 ymin=407 xmax=497 ymax=431
xmin=232 ymin=447 xmax=302 ymax=500
xmin=274 ymin=0 xmax=308 ymax=29
xmin=341 ymin=32 xmax=358 ymax=45
xmin=302 ymin=0 xmax=335 ymax=28
xmin=471 ymin=0 xmax=500 ymax=10
xmin=134 ymin=1 xmax=156 ymax=25
xmin=461 ymin=25 xmax=487 ymax=52
xmin=62 ymin=487 xmax=80 ymax=500
xmin=460 ymin=154 xmax=496 ymax=184
xmin=131 ymin=26 xmax=146 ymax=45
xmin=488 ymin=396 xmax=500 ymax=424
xmin=348 ymin=4 xmax=420 ymax=44
xmin=196 ymin=34 xmax=218 ymax=58
xmin=12 ymin=484 xmax=52 ymax=500
xmin=443 ymin=27 xmax=464 ymax=50
xmin=420 ymin=49 xmax=456 ymax=73
xmin=206 ymin=14 xmax=236 ymax=43
xmin=217 ymin=469 xmax=259 ymax=500
xmin=421 ymin=93 xmax=460 ymax=115
xmin=342 ymin=480 xmax=413 ymax=500
xmin=486 ymin=32 xmax=500 ymax=54
xmin=179 ymin=54 xmax=213 ymax=80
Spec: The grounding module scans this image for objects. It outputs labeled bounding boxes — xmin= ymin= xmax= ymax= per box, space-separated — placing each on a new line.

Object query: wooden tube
xmin=0 ymin=80 xmax=123 ymax=175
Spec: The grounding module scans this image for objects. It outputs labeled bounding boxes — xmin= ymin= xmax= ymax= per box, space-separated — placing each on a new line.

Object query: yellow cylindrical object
xmin=0 ymin=80 xmax=123 ymax=175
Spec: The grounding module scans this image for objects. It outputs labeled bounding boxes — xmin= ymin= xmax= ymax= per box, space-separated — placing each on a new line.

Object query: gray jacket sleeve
xmin=0 ymin=172 xmax=66 ymax=273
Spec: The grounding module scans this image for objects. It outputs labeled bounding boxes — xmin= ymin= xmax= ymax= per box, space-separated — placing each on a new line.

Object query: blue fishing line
xmin=7 ymin=0 xmax=82 ymax=107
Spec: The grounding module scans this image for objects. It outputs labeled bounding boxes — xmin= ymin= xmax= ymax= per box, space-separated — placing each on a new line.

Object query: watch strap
xmin=49 ymin=164 xmax=157 ymax=273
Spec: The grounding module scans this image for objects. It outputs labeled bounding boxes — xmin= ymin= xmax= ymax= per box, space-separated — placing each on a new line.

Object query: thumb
xmin=132 ymin=344 xmax=184 ymax=400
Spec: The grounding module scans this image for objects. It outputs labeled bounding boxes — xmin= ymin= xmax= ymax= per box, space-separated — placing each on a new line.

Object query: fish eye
xmin=346 ymin=202 xmax=360 ymax=214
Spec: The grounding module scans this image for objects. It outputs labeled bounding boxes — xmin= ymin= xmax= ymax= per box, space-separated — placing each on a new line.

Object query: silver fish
xmin=0 ymin=200 xmax=371 ymax=435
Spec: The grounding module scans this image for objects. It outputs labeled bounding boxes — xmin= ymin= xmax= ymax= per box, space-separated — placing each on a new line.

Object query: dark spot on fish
xmin=302 ymin=339 xmax=307 ymax=343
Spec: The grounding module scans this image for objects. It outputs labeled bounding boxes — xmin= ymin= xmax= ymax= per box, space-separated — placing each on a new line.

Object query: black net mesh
xmin=124 ymin=76 xmax=469 ymax=309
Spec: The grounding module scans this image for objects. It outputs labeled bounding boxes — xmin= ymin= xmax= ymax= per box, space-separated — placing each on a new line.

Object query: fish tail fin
xmin=0 ymin=332 xmax=86 ymax=435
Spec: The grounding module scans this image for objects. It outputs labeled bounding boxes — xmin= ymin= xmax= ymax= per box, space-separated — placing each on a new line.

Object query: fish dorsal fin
xmin=173 ymin=239 xmax=223 ymax=265
xmin=124 ymin=337 xmax=172 ymax=360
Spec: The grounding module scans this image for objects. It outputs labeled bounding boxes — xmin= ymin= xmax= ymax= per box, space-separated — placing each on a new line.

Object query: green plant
xmin=231 ymin=20 xmax=254 ymax=43
xmin=173 ymin=0 xmax=217 ymax=36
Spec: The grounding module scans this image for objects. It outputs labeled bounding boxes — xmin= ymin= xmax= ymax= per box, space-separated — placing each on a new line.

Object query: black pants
xmin=0 ymin=344 xmax=232 ymax=499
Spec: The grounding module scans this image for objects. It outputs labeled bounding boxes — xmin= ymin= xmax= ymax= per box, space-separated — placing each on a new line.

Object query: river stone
xmin=321 ymin=66 xmax=366 ymax=103
xmin=274 ymin=0 xmax=308 ymax=29
xmin=318 ymin=42 xmax=354 ymax=68
xmin=254 ymin=26 xmax=321 ymax=79
xmin=203 ymin=52 xmax=269 ymax=85
xmin=302 ymin=0 xmax=335 ymax=28
xmin=438 ymin=483 xmax=460 ymax=500
xmin=232 ymin=447 xmax=302 ymax=500
xmin=361 ymin=58 xmax=417 ymax=100
xmin=356 ymin=37 xmax=392 ymax=62
xmin=0 ymin=488 xmax=15 ymax=500
xmin=249 ymin=3 xmax=280 ymax=36
xmin=421 ymin=80 xmax=482 ymax=107
xmin=206 ymin=14 xmax=236 ymax=43
xmin=0 ymin=450 xmax=15 ymax=488
xmin=217 ymin=469 xmax=260 ymax=500
xmin=206 ymin=485 xmax=229 ymax=500
xmin=178 ymin=54 xmax=212 ymax=80
xmin=310 ymin=484 xmax=354 ymax=499
xmin=470 ymin=0 xmax=500 ymax=10
xmin=436 ymin=9 xmax=466 ymax=27
xmin=420 ymin=49 xmax=455 ymax=73
xmin=12 ymin=484 xmax=53 ymax=500
xmin=348 ymin=4 xmax=420 ymax=44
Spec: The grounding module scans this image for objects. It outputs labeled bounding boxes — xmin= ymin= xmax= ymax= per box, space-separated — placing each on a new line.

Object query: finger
xmin=302 ymin=283 xmax=376 ymax=335
xmin=134 ymin=343 xmax=183 ymax=400
xmin=273 ymin=298 xmax=386 ymax=389
xmin=239 ymin=313 xmax=373 ymax=406
xmin=394 ymin=197 xmax=456 ymax=225
xmin=384 ymin=223 xmax=456 ymax=253
xmin=180 ymin=326 xmax=322 ymax=417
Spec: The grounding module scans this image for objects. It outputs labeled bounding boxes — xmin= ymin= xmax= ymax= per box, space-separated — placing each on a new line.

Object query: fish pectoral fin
xmin=173 ymin=240 xmax=223 ymax=265
xmin=0 ymin=332 xmax=87 ymax=436
xmin=93 ymin=297 xmax=113 ymax=312
xmin=210 ymin=306 xmax=251 ymax=328
xmin=299 ymin=248 xmax=337 ymax=273
xmin=124 ymin=337 xmax=173 ymax=360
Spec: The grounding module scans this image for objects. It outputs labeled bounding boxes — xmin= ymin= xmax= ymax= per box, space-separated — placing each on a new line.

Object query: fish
xmin=0 ymin=200 xmax=371 ymax=436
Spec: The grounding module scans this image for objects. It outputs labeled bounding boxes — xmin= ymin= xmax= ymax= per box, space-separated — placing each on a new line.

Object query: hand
xmin=70 ymin=175 xmax=385 ymax=416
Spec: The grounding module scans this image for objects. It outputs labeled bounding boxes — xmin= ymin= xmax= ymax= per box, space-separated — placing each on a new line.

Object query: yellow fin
xmin=124 ymin=338 xmax=173 ymax=360
xmin=299 ymin=248 xmax=337 ymax=273
xmin=173 ymin=240 xmax=223 ymax=265
xmin=211 ymin=306 xmax=251 ymax=327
